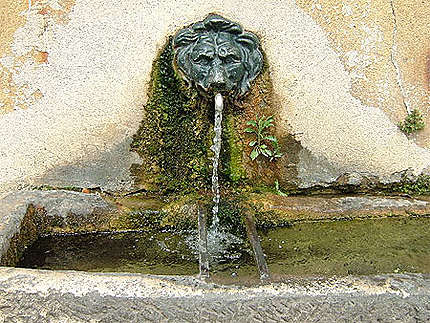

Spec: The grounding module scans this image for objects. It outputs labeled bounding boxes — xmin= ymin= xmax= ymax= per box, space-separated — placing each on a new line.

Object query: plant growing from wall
xmin=274 ymin=180 xmax=288 ymax=197
xmin=398 ymin=109 xmax=425 ymax=134
xmin=393 ymin=174 xmax=430 ymax=196
xmin=245 ymin=115 xmax=283 ymax=161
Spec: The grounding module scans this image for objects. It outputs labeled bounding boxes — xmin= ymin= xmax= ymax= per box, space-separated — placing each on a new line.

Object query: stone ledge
xmin=0 ymin=190 xmax=116 ymax=264
xmin=251 ymin=193 xmax=430 ymax=223
xmin=0 ymin=268 xmax=429 ymax=322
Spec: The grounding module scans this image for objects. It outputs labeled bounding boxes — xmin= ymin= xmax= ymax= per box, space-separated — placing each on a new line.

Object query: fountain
xmin=1 ymin=9 xmax=430 ymax=320
xmin=173 ymin=14 xmax=265 ymax=278
xmin=173 ymin=14 xmax=263 ymax=217
xmin=3 ymin=14 xmax=428 ymax=286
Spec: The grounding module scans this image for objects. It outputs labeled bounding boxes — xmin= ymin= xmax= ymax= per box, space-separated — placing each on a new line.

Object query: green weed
xmin=245 ymin=115 xmax=283 ymax=161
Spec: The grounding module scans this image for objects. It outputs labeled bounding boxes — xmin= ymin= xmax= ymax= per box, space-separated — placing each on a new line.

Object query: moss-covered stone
xmin=131 ymin=37 xmax=212 ymax=193
xmin=160 ymin=195 xmax=200 ymax=230
xmin=221 ymin=113 xmax=247 ymax=184
xmin=110 ymin=193 xmax=250 ymax=235
xmin=130 ymin=36 xmax=282 ymax=195
xmin=110 ymin=194 xmax=201 ymax=232
xmin=213 ymin=196 xmax=248 ymax=236
xmin=391 ymin=174 xmax=430 ymax=196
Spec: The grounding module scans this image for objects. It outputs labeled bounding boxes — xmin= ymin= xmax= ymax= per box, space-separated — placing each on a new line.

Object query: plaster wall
xmin=0 ymin=0 xmax=429 ymax=195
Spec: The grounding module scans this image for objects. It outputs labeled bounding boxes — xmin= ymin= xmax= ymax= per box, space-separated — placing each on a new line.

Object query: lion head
xmin=173 ymin=14 xmax=263 ymax=97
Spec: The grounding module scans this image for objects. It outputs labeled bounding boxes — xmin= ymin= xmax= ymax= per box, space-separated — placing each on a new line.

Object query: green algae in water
xmin=16 ymin=217 xmax=430 ymax=282
xmin=16 ymin=230 xmax=255 ymax=279
xmin=17 ymin=230 xmax=199 ymax=275
xmin=260 ymin=217 xmax=430 ymax=277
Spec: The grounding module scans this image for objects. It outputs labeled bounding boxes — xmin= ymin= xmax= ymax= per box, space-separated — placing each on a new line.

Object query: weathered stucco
xmin=295 ymin=0 xmax=430 ymax=147
xmin=0 ymin=0 xmax=75 ymax=114
xmin=0 ymin=0 xmax=429 ymax=195
xmin=0 ymin=0 xmax=27 ymax=113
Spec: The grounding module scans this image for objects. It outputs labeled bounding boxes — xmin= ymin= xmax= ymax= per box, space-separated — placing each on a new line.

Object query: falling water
xmin=192 ymin=92 xmax=243 ymax=267
xmin=187 ymin=93 xmax=243 ymax=268
xmin=211 ymin=93 xmax=223 ymax=226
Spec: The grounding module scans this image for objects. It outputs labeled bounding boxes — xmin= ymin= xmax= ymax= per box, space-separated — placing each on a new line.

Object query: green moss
xmin=131 ymin=37 xmax=212 ymax=193
xmin=112 ymin=194 xmax=200 ymax=231
xmin=121 ymin=209 xmax=165 ymax=230
xmin=399 ymin=109 xmax=425 ymax=134
xmin=253 ymin=209 xmax=292 ymax=230
xmin=160 ymin=195 xmax=200 ymax=231
xmin=392 ymin=174 xmax=430 ymax=195
xmin=112 ymin=193 xmax=251 ymax=233
xmin=216 ymin=198 xmax=247 ymax=236
xmin=114 ymin=207 xmax=197 ymax=232
xmin=221 ymin=114 xmax=246 ymax=184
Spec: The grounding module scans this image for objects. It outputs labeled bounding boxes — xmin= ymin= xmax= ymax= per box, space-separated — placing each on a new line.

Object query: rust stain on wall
xmin=32 ymin=50 xmax=49 ymax=64
xmin=425 ymin=52 xmax=430 ymax=91
xmin=0 ymin=0 xmax=75 ymax=114
xmin=0 ymin=0 xmax=27 ymax=57
xmin=37 ymin=0 xmax=75 ymax=24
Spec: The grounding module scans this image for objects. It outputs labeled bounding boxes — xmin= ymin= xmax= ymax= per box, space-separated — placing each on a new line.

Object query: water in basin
xmin=17 ymin=216 xmax=430 ymax=284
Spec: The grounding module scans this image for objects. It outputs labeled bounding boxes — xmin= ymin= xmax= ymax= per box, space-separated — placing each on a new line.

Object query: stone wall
xmin=0 ymin=0 xmax=429 ymax=195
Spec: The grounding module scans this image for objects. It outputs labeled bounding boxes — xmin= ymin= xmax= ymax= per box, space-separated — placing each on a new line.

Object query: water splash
xmin=186 ymin=226 xmax=244 ymax=265
xmin=206 ymin=226 xmax=244 ymax=264
xmin=206 ymin=93 xmax=244 ymax=264
xmin=210 ymin=93 xmax=223 ymax=226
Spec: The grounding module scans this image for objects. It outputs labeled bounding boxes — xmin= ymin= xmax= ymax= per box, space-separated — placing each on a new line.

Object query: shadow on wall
xmin=33 ymin=137 xmax=142 ymax=192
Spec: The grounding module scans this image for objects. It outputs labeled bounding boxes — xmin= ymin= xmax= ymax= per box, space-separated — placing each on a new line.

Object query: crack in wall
xmin=390 ymin=0 xmax=411 ymax=115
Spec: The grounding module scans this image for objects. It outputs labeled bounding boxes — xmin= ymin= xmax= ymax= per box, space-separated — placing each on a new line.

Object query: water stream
xmin=204 ymin=93 xmax=245 ymax=265
xmin=210 ymin=93 xmax=223 ymax=225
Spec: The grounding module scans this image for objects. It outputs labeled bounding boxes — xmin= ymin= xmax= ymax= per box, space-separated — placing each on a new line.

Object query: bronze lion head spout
xmin=173 ymin=14 xmax=263 ymax=97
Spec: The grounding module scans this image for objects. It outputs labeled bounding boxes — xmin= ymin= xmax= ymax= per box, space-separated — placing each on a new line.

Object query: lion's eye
xmin=194 ymin=55 xmax=212 ymax=65
xmin=223 ymin=55 xmax=239 ymax=64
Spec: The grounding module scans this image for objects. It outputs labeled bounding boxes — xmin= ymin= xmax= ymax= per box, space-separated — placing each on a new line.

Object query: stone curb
xmin=0 ymin=268 xmax=429 ymax=322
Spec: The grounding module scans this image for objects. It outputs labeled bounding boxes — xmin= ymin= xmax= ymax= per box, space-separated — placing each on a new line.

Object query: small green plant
xmin=245 ymin=115 xmax=283 ymax=161
xmin=274 ymin=180 xmax=288 ymax=197
xmin=398 ymin=109 xmax=425 ymax=134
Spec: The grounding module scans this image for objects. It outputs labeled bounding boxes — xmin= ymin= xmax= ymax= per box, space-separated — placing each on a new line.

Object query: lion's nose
xmin=213 ymin=69 xmax=225 ymax=83
xmin=210 ymin=67 xmax=227 ymax=90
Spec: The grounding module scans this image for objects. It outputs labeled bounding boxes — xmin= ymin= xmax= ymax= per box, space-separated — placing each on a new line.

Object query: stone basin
xmin=1 ymin=189 xmax=430 ymax=320
xmin=1 ymin=268 xmax=430 ymax=322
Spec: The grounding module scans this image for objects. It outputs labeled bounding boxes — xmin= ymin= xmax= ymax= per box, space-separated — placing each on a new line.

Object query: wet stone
xmin=252 ymin=194 xmax=430 ymax=223
xmin=0 ymin=190 xmax=116 ymax=263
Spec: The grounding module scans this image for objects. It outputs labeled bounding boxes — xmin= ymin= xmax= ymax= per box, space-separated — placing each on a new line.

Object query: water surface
xmin=17 ymin=217 xmax=430 ymax=284
xmin=261 ymin=217 xmax=430 ymax=277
